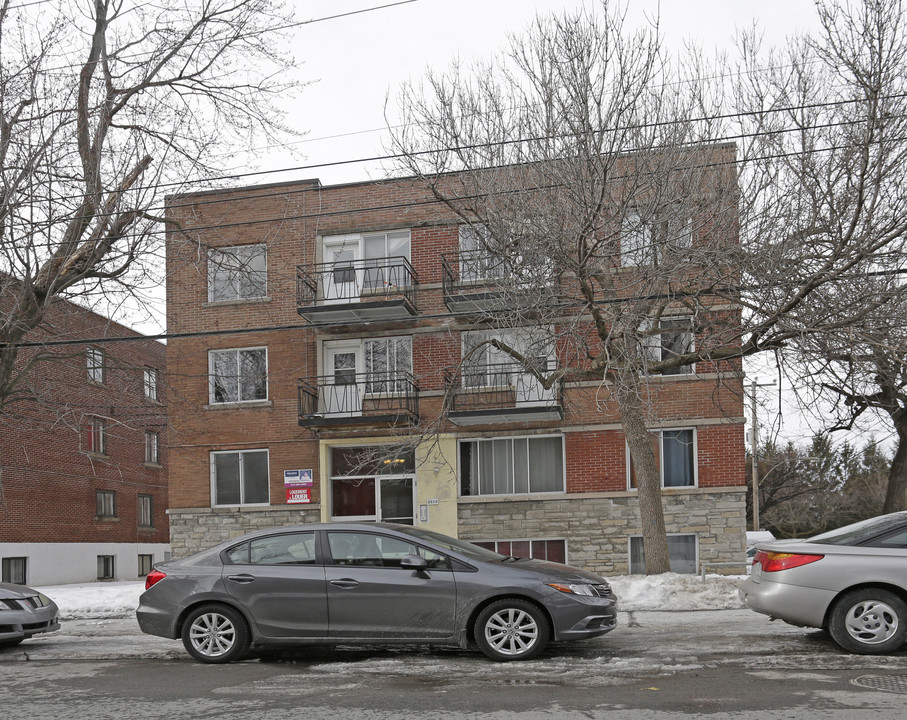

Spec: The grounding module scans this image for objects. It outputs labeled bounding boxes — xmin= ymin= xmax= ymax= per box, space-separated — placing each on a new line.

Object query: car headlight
xmin=547 ymin=582 xmax=596 ymax=596
xmin=37 ymin=593 xmax=53 ymax=607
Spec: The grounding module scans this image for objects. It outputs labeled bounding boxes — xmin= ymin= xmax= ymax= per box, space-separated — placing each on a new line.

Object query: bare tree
xmin=389 ymin=0 xmax=907 ymax=572
xmin=0 ymin=0 xmax=300 ymax=407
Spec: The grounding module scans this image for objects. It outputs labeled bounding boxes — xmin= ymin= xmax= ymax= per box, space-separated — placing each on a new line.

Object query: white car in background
xmin=739 ymin=512 xmax=907 ymax=654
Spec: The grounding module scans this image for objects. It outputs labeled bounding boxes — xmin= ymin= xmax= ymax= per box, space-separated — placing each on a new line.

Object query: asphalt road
xmin=3 ymin=609 xmax=907 ymax=719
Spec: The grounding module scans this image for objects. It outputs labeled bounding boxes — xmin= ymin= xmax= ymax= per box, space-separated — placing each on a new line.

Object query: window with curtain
xmin=628 ymin=428 xmax=696 ymax=489
xmin=459 ymin=436 xmax=564 ymax=496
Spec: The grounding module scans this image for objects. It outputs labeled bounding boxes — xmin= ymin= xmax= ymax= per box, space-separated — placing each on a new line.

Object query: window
xmin=143 ymin=367 xmax=159 ymax=401
xmin=364 ymin=337 xmax=412 ymax=393
xmin=326 ymin=531 xmax=447 ymax=568
xmin=460 ymin=435 xmax=565 ymax=496
xmin=208 ymin=244 xmax=267 ymax=302
xmin=461 ymin=329 xmax=554 ymax=394
xmin=226 ymin=532 xmax=318 ymax=565
xmin=209 ymin=347 xmax=267 ymax=404
xmin=96 ymin=490 xmax=117 ymax=518
xmin=1 ymin=557 xmax=27 ymax=585
xmin=329 ymin=447 xmax=415 ymax=523
xmin=321 ymin=231 xmax=411 ymax=299
xmin=211 ymin=449 xmax=270 ymax=506
xmin=472 ymin=539 xmax=566 ymax=564
xmin=629 ymin=534 xmax=698 ymax=574
xmin=87 ymin=347 xmax=105 ymax=383
xmin=85 ymin=417 xmax=107 ymax=455
xmin=138 ymin=554 xmax=153 ymax=577
xmin=628 ymin=429 xmax=697 ymax=489
xmin=621 ymin=210 xmax=692 ymax=267
xmin=97 ymin=555 xmax=115 ymax=580
xmin=458 ymin=224 xmax=507 ymax=282
xmin=144 ymin=431 xmax=160 ymax=465
xmin=644 ymin=317 xmax=694 ymax=375
xmin=138 ymin=494 xmax=153 ymax=527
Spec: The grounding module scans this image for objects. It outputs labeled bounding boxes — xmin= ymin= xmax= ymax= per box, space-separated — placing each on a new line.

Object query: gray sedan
xmin=0 ymin=582 xmax=60 ymax=648
xmin=739 ymin=511 xmax=907 ymax=654
xmin=137 ymin=522 xmax=618 ymax=663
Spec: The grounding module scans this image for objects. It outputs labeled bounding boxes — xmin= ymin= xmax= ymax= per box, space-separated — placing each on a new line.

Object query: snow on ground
xmin=38 ymin=574 xmax=746 ymax=620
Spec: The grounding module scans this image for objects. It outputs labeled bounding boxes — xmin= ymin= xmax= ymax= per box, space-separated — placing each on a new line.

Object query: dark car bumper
xmin=547 ymin=591 xmax=618 ymax=641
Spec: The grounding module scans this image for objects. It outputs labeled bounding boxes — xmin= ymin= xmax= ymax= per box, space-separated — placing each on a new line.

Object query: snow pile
xmin=610 ymin=573 xmax=745 ymax=611
xmin=39 ymin=573 xmax=746 ymax=620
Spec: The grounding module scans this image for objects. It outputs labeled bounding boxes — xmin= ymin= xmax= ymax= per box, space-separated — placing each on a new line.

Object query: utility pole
xmin=750 ymin=379 xmax=776 ymax=532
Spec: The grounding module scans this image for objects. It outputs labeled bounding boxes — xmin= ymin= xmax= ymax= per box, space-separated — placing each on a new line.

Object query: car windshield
xmin=806 ymin=513 xmax=907 ymax=546
xmin=388 ymin=525 xmax=507 ymax=562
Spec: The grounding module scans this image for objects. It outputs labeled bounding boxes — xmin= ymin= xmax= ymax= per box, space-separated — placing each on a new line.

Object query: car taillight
xmin=145 ymin=569 xmax=167 ymax=590
xmin=754 ymin=551 xmax=824 ymax=572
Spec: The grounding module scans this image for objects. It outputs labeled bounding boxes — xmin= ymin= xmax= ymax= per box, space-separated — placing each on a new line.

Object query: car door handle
xmin=227 ymin=574 xmax=256 ymax=583
xmin=330 ymin=578 xmax=360 ymax=589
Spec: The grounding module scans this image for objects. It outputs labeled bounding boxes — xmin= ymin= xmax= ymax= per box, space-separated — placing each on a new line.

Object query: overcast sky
xmin=250 ymin=0 xmax=824 ymax=186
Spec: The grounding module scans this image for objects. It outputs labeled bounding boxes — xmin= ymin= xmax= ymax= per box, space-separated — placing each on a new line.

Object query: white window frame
xmin=143 ymin=367 xmax=159 ymax=401
xmin=208 ymin=346 xmax=268 ymax=405
xmin=642 ymin=316 xmax=695 ymax=375
xmin=626 ymin=427 xmax=698 ymax=489
xmin=86 ymin=416 xmax=107 ymax=455
xmin=210 ymin=448 xmax=271 ymax=507
xmin=207 ymin=243 xmax=268 ymax=302
xmin=145 ymin=431 xmax=160 ymax=465
xmin=628 ymin=533 xmax=699 ymax=575
xmin=87 ymin=347 xmax=105 ymax=384
xmin=458 ymin=434 xmax=566 ymax=497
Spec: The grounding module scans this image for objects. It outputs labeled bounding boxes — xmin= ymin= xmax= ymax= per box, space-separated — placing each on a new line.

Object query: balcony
xmin=297 ymin=258 xmax=418 ymax=324
xmin=445 ymin=361 xmax=564 ymax=426
xmin=298 ymin=371 xmax=420 ymax=428
xmin=441 ymin=250 xmax=514 ymax=313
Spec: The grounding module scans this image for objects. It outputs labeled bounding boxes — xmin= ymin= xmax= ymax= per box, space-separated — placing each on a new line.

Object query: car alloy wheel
xmin=475 ymin=598 xmax=550 ymax=661
xmin=181 ymin=604 xmax=250 ymax=664
xmin=829 ymin=588 xmax=907 ymax=655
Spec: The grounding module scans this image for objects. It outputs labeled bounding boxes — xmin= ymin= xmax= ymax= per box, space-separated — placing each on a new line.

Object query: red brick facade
xmin=165 ymin=164 xmax=747 ymax=574
xmin=0 ymin=297 xmax=168 ymax=584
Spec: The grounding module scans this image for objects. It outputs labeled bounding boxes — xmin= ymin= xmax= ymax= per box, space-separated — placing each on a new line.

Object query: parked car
xmin=137 ymin=522 xmax=618 ymax=663
xmin=739 ymin=511 xmax=907 ymax=654
xmin=0 ymin=582 xmax=60 ymax=648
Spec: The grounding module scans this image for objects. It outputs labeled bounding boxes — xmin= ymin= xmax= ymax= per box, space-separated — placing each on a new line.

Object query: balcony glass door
xmin=323 ymin=236 xmax=361 ymax=302
xmin=324 ymin=342 xmax=362 ymax=416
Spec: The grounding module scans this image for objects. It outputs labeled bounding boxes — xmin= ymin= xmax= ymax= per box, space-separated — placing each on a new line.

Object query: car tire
xmin=828 ymin=588 xmax=907 ymax=655
xmin=181 ymin=604 xmax=251 ymax=664
xmin=474 ymin=598 xmax=550 ymax=662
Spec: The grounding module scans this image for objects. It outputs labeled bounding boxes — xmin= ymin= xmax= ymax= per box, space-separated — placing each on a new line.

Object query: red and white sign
xmin=286 ymin=487 xmax=312 ymax=504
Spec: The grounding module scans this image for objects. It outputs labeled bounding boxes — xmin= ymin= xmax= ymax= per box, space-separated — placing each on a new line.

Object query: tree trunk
xmin=882 ymin=420 xmax=907 ymax=513
xmin=614 ymin=371 xmax=672 ymax=574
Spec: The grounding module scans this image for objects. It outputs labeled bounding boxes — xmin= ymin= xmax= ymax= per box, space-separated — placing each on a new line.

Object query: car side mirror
xmin=400 ymin=554 xmax=429 ymax=571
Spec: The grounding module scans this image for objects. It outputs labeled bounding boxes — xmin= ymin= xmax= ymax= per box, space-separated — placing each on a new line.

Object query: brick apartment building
xmin=0 ymin=296 xmax=169 ymax=585
xmin=164 ymin=153 xmax=747 ymax=574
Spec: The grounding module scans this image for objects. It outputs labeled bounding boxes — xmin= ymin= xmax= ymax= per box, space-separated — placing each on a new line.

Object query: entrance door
xmin=323 ymin=342 xmax=362 ymax=416
xmin=322 ymin=236 xmax=361 ymax=302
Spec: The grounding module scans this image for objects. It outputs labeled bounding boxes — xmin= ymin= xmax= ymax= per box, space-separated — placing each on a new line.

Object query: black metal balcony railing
xmin=441 ymin=250 xmax=511 ymax=295
xmin=297 ymin=257 xmax=418 ymax=308
xmin=298 ymin=370 xmax=419 ymax=427
xmin=445 ymin=360 xmax=563 ymax=417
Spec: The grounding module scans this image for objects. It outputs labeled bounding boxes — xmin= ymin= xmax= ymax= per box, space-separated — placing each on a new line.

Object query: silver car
xmin=739 ymin=511 xmax=907 ymax=654
xmin=137 ymin=522 xmax=618 ymax=663
xmin=0 ymin=582 xmax=60 ymax=648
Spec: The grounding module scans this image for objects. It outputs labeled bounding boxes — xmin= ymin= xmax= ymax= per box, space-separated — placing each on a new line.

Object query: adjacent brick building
xmin=0 ymin=297 xmax=169 ymax=585
xmin=165 ymin=154 xmax=747 ymax=575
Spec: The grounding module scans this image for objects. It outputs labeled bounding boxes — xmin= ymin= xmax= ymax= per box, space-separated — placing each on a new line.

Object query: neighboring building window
xmin=85 ymin=417 xmax=107 ymax=455
xmin=459 ymin=435 xmax=565 ymax=496
xmin=364 ymin=337 xmax=412 ymax=393
xmin=621 ymin=210 xmax=692 ymax=267
xmin=211 ymin=449 xmax=270 ymax=506
xmin=97 ymin=555 xmax=115 ymax=580
xmin=644 ymin=317 xmax=694 ymax=375
xmin=138 ymin=554 xmax=154 ymax=577
xmin=1 ymin=557 xmax=27 ymax=585
xmin=208 ymin=243 xmax=267 ymax=302
xmin=87 ymin=346 xmax=105 ymax=383
xmin=96 ymin=490 xmax=117 ymax=518
xmin=145 ymin=431 xmax=160 ymax=464
xmin=209 ymin=347 xmax=267 ymax=404
xmin=629 ymin=534 xmax=698 ymax=575
xmin=628 ymin=429 xmax=697 ymax=489
xmin=138 ymin=494 xmax=153 ymax=527
xmin=472 ymin=539 xmax=566 ymax=564
xmin=329 ymin=447 xmax=415 ymax=524
xmin=143 ymin=367 xmax=159 ymax=401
